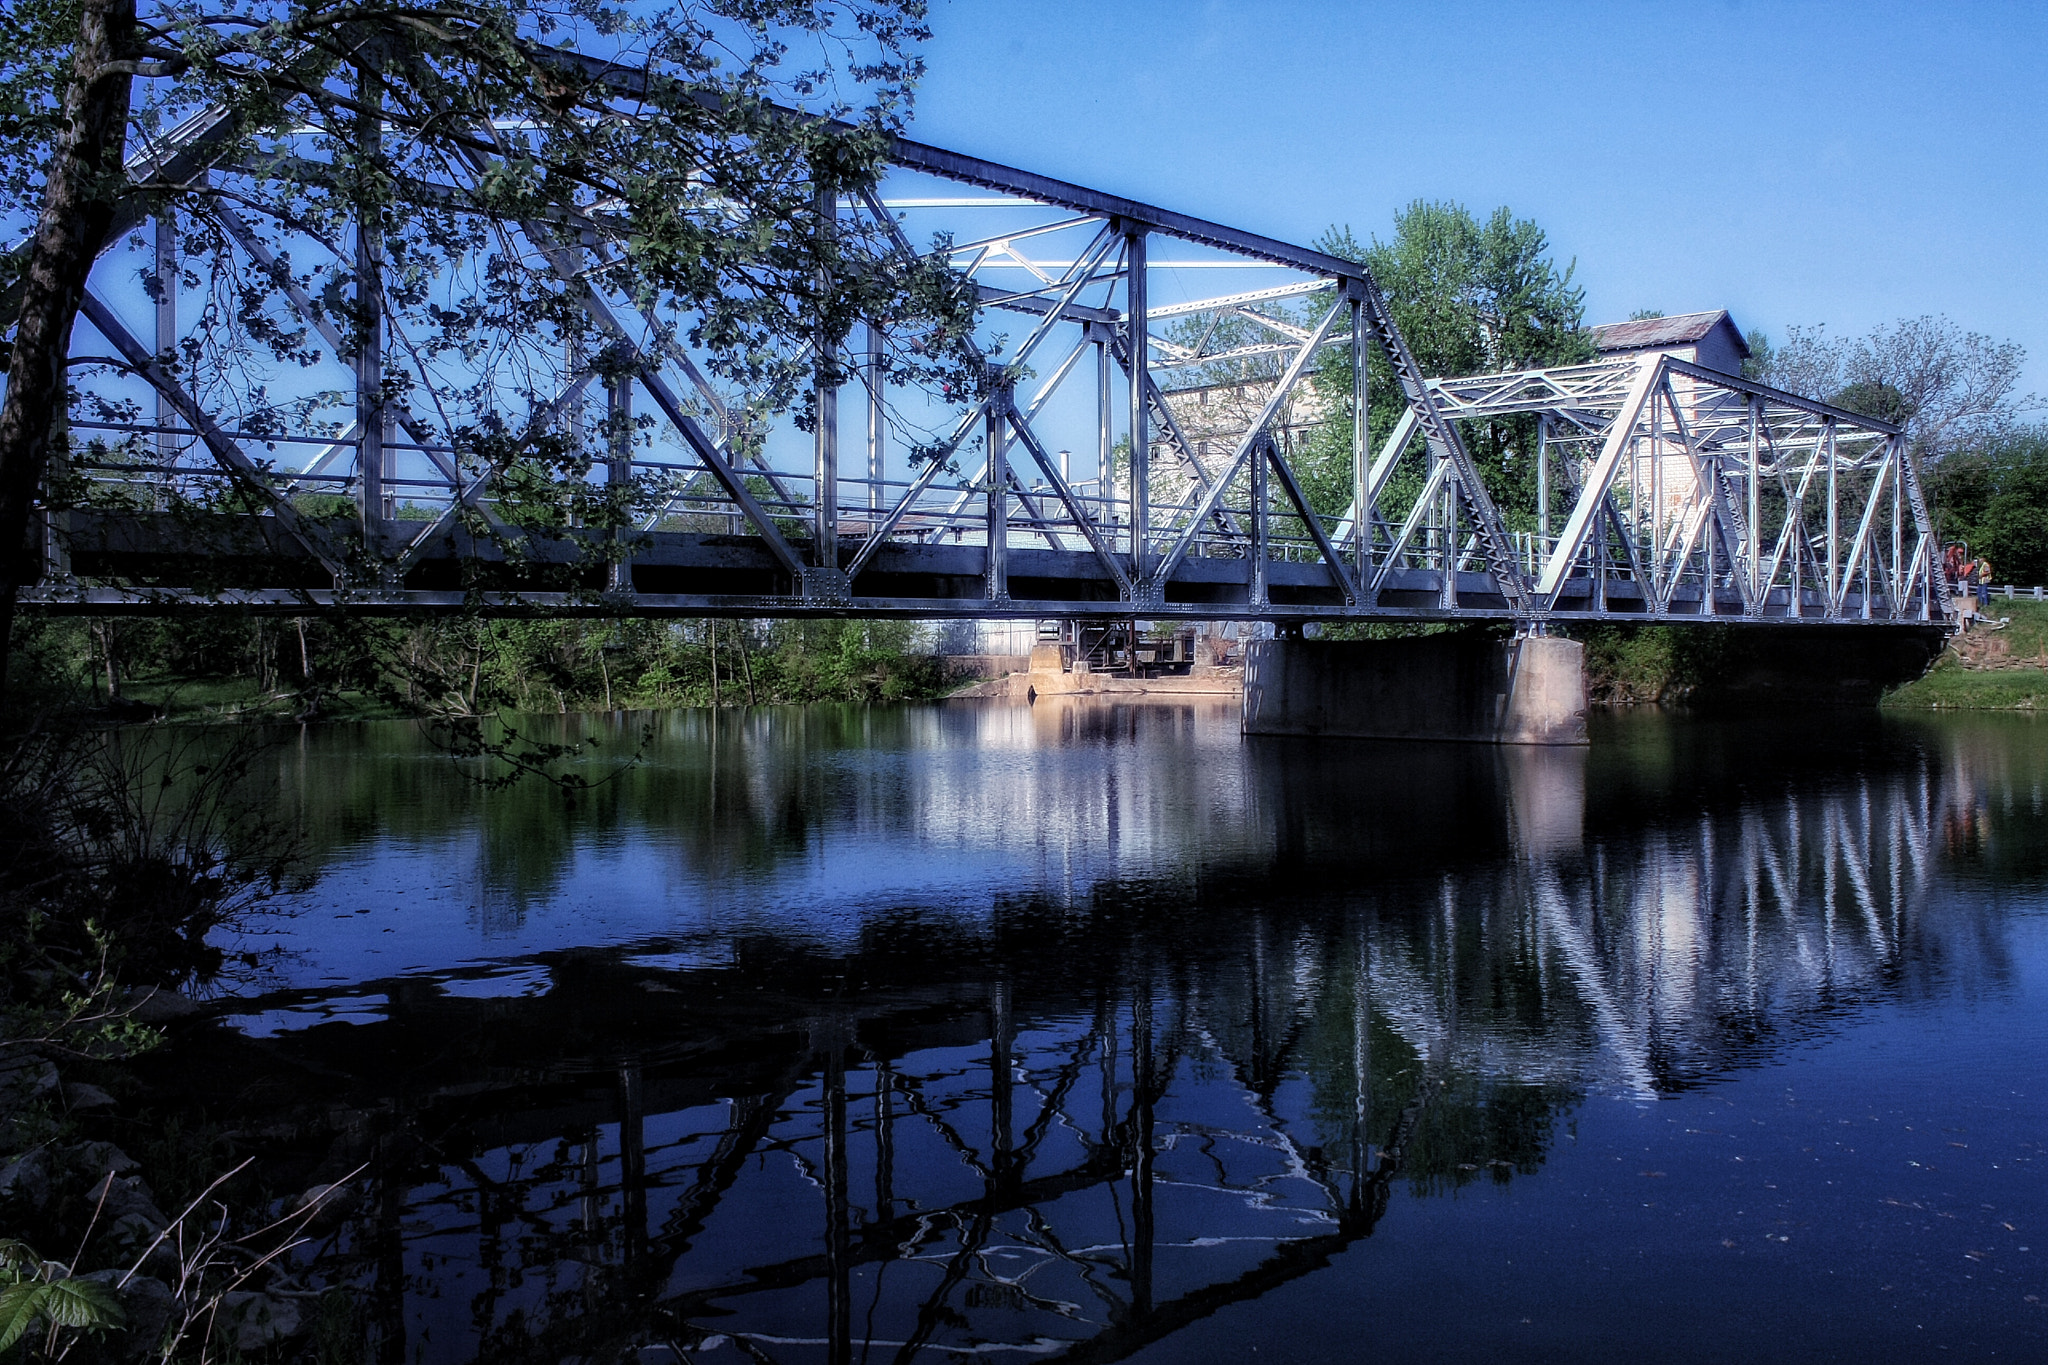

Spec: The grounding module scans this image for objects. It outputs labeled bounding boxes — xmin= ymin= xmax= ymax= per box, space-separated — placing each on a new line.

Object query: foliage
xmin=9 ymin=609 xmax=963 ymax=724
xmin=1749 ymin=316 xmax=2033 ymax=460
xmin=3 ymin=0 xmax=976 ymax=413
xmin=1286 ymin=205 xmax=1592 ymax=522
xmin=0 ymin=722 xmax=301 ymax=990
xmin=1926 ymin=426 xmax=2048 ymax=586
xmin=1567 ymin=623 xmax=1772 ymax=707
xmin=1886 ymin=654 xmax=2048 ymax=710
xmin=1882 ymin=599 xmax=2048 ymax=710
xmin=0 ymin=1242 xmax=126 ymax=1357
xmin=365 ymin=613 xmax=955 ymax=713
xmin=0 ymin=0 xmax=986 ymax=705
xmin=1572 ymin=624 xmax=1682 ymax=705
xmin=1336 ymin=204 xmax=1589 ymax=381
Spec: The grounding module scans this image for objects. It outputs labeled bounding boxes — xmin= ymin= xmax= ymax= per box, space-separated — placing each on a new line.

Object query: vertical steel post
xmin=1096 ymin=329 xmax=1113 ymax=542
xmin=1350 ymin=296 xmax=1368 ymax=573
xmin=1650 ymin=388 xmax=1664 ymax=607
xmin=153 ymin=214 xmax=176 ymax=466
xmin=1702 ymin=488 xmax=1717 ymax=617
xmin=1890 ymin=439 xmax=1903 ymax=615
xmin=866 ymin=322 xmax=885 ymax=515
xmin=605 ymin=379 xmax=632 ymax=487
xmin=1595 ymin=507 xmax=1608 ymax=614
xmin=606 ymin=378 xmax=632 ymax=590
xmin=1125 ymin=229 xmax=1149 ymax=577
xmin=1824 ymin=420 xmax=1839 ymax=614
xmin=1535 ymin=416 xmax=1549 ymax=549
xmin=567 ymin=333 xmax=586 ymax=454
xmin=1747 ymin=398 xmax=1761 ymax=606
xmin=985 ymin=380 xmax=1009 ymax=602
xmin=1250 ymin=437 xmax=1269 ymax=606
xmin=814 ymin=372 xmax=838 ymax=561
xmin=1862 ymin=533 xmax=1873 ymax=619
xmin=1440 ymin=471 xmax=1458 ymax=609
xmin=1791 ymin=490 xmax=1805 ymax=619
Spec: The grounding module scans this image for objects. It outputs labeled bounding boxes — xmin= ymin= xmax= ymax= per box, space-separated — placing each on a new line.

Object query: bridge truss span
xmin=13 ymin=69 xmax=1952 ymax=631
xmin=1427 ymin=353 xmax=1952 ymax=626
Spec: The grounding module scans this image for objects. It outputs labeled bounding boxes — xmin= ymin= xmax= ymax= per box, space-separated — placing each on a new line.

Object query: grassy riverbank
xmin=1565 ymin=609 xmax=2048 ymax=712
xmin=1884 ymin=599 xmax=2048 ymax=710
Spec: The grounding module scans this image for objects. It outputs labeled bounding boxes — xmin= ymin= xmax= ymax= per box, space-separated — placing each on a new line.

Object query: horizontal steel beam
xmin=886 ymin=138 xmax=1360 ymax=277
xmin=536 ymin=48 xmax=1360 ymax=279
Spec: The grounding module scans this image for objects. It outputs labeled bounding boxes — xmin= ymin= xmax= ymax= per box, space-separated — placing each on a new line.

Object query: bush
xmin=1928 ymin=426 xmax=2048 ymax=585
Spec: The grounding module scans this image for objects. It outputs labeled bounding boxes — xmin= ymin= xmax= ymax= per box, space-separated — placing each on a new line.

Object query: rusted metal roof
xmin=1591 ymin=309 xmax=1749 ymax=357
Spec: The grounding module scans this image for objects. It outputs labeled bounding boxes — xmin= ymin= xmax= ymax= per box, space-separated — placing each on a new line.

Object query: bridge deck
xmin=28 ymin=509 xmax=1932 ymax=625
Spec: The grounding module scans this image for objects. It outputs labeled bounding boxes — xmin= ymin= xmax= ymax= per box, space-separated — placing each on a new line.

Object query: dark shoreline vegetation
xmin=9 ymin=613 xmax=967 ymax=723
xmin=1569 ymin=604 xmax=2045 ymax=711
xmin=14 ymin=606 xmax=2007 ymax=730
xmin=0 ymin=611 xmax=976 ymax=1363
xmin=0 ymin=720 xmax=317 ymax=1362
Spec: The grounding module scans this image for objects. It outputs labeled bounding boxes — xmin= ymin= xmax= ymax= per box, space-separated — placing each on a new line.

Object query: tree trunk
xmin=736 ymin=621 xmax=757 ymax=705
xmin=93 ymin=620 xmax=119 ymax=698
xmin=0 ymin=0 xmax=138 ymax=697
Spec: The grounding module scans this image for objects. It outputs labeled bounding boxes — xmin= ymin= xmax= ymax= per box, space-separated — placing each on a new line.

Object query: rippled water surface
xmin=169 ymin=700 xmax=2048 ymax=1362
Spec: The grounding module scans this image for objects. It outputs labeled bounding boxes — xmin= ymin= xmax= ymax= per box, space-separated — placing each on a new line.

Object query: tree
xmin=0 ymin=0 xmax=139 ymax=684
xmin=1926 ymin=425 xmax=2048 ymax=585
xmin=1298 ymin=203 xmax=1592 ymax=520
xmin=0 ymin=0 xmax=977 ymax=691
xmin=1751 ymin=316 xmax=2032 ymax=460
xmin=1328 ymin=203 xmax=1590 ymax=381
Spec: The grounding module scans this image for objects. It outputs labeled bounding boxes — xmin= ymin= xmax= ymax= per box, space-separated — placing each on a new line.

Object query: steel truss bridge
xmin=17 ymin=64 xmax=1954 ymax=632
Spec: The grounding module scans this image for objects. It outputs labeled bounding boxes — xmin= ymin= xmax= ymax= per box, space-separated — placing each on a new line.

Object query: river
xmin=160 ymin=700 xmax=2048 ymax=1362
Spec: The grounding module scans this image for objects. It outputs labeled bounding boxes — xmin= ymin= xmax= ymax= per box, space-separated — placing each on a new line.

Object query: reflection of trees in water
xmin=243 ymin=716 xmax=2035 ymax=1365
xmin=264 ymin=701 xmax=1261 ymax=923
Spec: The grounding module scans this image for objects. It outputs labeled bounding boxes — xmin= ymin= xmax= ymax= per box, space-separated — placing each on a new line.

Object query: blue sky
xmin=908 ymin=0 xmax=2047 ymax=402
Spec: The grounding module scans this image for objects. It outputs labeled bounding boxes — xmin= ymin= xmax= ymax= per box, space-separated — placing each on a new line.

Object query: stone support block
xmin=1242 ymin=633 xmax=1589 ymax=745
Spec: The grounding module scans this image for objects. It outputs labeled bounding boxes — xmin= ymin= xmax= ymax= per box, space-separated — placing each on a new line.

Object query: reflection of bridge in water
xmin=177 ymin=707 xmax=2021 ymax=1364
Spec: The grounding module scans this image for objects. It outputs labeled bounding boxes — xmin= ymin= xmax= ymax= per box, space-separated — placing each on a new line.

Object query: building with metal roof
xmin=1591 ymin=309 xmax=1751 ymax=377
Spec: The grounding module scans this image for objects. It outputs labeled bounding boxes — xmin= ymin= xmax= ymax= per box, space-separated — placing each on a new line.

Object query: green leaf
xmin=0 ymin=1283 xmax=49 ymax=1353
xmin=36 ymin=1276 xmax=124 ymax=1330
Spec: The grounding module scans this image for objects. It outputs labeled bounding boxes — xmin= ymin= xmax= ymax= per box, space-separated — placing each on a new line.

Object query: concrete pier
xmin=1242 ymin=633 xmax=1589 ymax=745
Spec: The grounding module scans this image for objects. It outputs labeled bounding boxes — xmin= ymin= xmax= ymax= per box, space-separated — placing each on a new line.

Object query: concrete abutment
xmin=1242 ymin=623 xmax=1952 ymax=742
xmin=1242 ymin=634 xmax=1590 ymax=745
